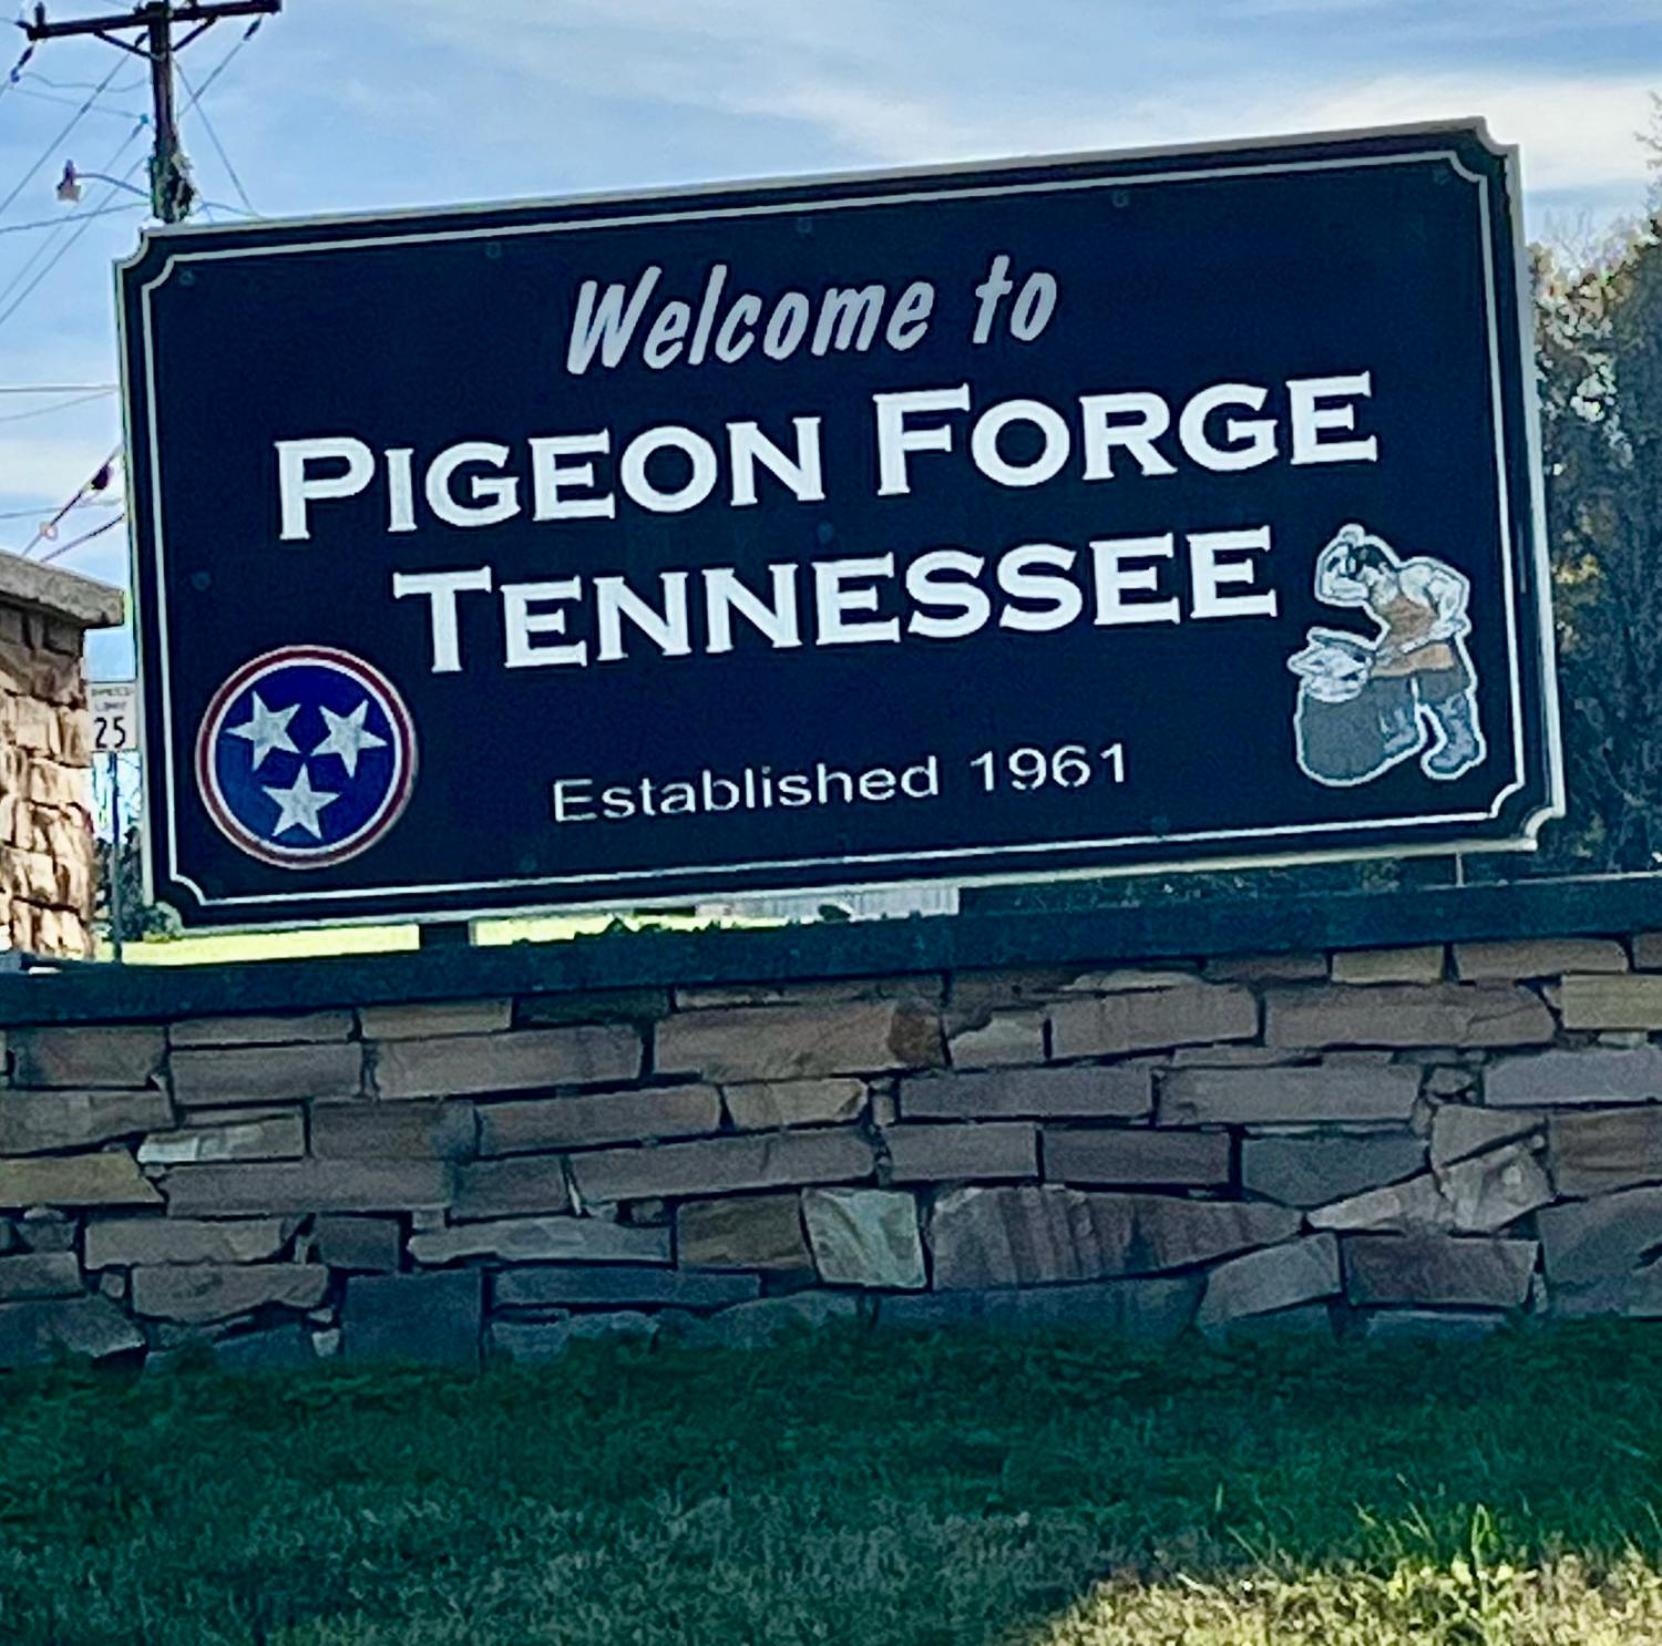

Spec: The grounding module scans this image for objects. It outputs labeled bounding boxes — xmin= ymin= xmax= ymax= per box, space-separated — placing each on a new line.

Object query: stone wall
xmin=0 ymin=550 xmax=124 ymax=959
xmin=5 ymin=928 xmax=1662 ymax=1370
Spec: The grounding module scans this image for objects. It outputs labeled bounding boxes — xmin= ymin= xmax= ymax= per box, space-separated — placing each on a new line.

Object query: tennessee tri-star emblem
xmin=195 ymin=646 xmax=417 ymax=869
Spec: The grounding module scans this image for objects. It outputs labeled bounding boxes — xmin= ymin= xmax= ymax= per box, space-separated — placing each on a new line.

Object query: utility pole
xmin=22 ymin=1 xmax=281 ymax=223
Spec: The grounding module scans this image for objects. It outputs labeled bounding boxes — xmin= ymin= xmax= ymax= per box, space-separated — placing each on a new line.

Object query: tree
xmin=1535 ymin=205 xmax=1662 ymax=871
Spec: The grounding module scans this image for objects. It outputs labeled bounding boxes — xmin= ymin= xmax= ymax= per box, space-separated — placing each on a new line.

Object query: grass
xmin=2 ymin=1324 xmax=1662 ymax=1644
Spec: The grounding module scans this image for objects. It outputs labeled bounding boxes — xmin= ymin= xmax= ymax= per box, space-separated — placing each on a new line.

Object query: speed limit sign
xmin=89 ymin=680 xmax=141 ymax=756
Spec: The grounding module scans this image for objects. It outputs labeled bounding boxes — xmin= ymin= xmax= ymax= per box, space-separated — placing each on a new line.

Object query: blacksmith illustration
xmin=1288 ymin=523 xmax=1485 ymax=787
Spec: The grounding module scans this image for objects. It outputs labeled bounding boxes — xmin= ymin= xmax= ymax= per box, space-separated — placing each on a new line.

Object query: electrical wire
xmin=0 ymin=55 xmax=124 ymax=221
xmin=176 ymin=60 xmax=256 ymax=217
xmin=0 ymin=201 xmax=143 ymax=238
xmin=0 ymin=382 xmax=117 ymax=394
xmin=36 ymin=509 xmax=124 ymax=564
xmin=8 ymin=83 xmax=151 ymax=122
xmin=18 ymin=444 xmax=120 ymax=558
xmin=0 ymin=121 xmax=146 ymax=326
xmin=0 ymin=39 xmax=37 ymax=109
xmin=0 ymin=387 xmax=112 ymax=422
xmin=0 ymin=495 xmax=119 ymax=522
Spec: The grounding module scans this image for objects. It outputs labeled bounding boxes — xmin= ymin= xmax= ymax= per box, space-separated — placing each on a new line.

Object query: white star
xmin=312 ymin=699 xmax=387 ymax=778
xmin=226 ymin=692 xmax=299 ymax=769
xmin=263 ymin=766 xmax=339 ymax=840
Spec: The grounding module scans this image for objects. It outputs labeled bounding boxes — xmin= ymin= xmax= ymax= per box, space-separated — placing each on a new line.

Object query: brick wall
xmin=0 ymin=551 xmax=124 ymax=959
xmin=2 ymin=931 xmax=1661 ymax=1371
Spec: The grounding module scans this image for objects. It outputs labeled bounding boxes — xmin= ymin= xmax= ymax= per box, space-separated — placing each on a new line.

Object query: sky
xmin=0 ymin=0 xmax=1658 ymax=681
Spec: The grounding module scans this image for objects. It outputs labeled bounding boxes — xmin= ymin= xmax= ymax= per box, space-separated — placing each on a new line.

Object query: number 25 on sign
xmin=88 ymin=681 xmax=141 ymax=756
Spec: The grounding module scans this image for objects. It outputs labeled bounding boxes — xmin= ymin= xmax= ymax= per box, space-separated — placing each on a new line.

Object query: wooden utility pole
xmin=22 ymin=1 xmax=281 ymax=222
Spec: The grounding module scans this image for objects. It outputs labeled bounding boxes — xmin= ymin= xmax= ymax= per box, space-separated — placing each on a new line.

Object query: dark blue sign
xmin=120 ymin=121 xmax=1561 ymax=927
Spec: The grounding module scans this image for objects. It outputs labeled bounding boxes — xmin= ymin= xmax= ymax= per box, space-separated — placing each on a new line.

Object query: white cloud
xmin=379 ymin=0 xmax=1659 ymax=214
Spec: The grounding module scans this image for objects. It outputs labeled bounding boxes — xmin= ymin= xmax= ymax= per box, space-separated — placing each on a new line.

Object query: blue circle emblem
xmin=195 ymin=646 xmax=417 ymax=869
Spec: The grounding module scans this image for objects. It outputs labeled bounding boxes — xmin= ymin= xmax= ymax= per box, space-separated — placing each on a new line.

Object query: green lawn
xmin=3 ymin=1324 xmax=1662 ymax=1644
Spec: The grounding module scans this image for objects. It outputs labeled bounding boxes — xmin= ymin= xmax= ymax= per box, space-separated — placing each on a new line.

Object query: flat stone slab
xmin=84 ymin=1216 xmax=289 ymax=1269
xmin=1161 ymin=1065 xmax=1420 ymax=1126
xmin=1430 ymin=1105 xmax=1537 ymax=1169
xmin=373 ymin=1025 xmax=643 ymax=1099
xmin=1453 ymin=939 xmax=1629 ymax=981
xmin=722 ymin=1079 xmax=865 ymax=1131
xmin=0 ymin=1251 xmax=80 ymax=1301
xmin=164 ymin=1161 xmax=451 ymax=1216
xmin=357 ymin=1000 xmax=512 ymax=1041
xmin=676 ymin=1194 xmax=811 ymax=1271
xmin=802 ymin=1188 xmax=925 ymax=1288
xmin=883 ymin=1122 xmax=1037 ymax=1183
xmin=168 ymin=1012 xmax=355 ymax=1048
xmin=1340 ymin=1234 xmax=1537 ymax=1307
xmin=1048 ymin=985 xmax=1258 ymax=1059
xmin=171 ymin=1043 xmax=362 ymax=1107
xmin=1264 ymin=985 xmax=1553 ymax=1050
xmin=137 ymin=1113 xmax=304 ymax=1165
xmin=1241 ymin=1132 xmax=1425 ymax=1208
xmin=568 ymin=1129 xmax=873 ymax=1204
xmin=1487 ymin=1046 xmax=1662 ymax=1107
xmin=0 ymin=1087 xmax=172 ymax=1155
xmin=929 ymin=1185 xmax=1298 ymax=1289
xmin=409 ymin=1215 xmax=669 ymax=1266
xmin=1042 ymin=1127 xmax=1230 ymax=1187
xmin=130 ymin=1262 xmax=329 ymax=1324
xmin=1538 ymin=1186 xmax=1662 ymax=1284
xmin=0 ymin=1150 xmax=160 ymax=1209
xmin=899 ymin=1065 xmax=1152 ymax=1121
xmin=313 ymin=1215 xmax=402 ymax=1273
xmin=1549 ymin=1109 xmax=1662 ymax=1197
xmin=8 ymin=1026 xmax=164 ymax=1089
xmin=655 ymin=1002 xmax=944 ymax=1082
xmin=1197 ymin=1234 xmax=1340 ymax=1328
xmin=491 ymin=1265 xmax=758 ymax=1309
xmin=1310 ymin=1141 xmax=1552 ymax=1236
xmin=1559 ymin=975 xmax=1662 ymax=1031
xmin=452 ymin=1158 xmax=571 ymax=1219
xmin=477 ymin=1085 xmax=720 ymax=1155
xmin=311 ymin=1101 xmax=476 ymax=1161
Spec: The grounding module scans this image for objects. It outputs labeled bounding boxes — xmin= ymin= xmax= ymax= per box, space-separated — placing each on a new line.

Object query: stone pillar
xmin=0 ymin=549 xmax=124 ymax=959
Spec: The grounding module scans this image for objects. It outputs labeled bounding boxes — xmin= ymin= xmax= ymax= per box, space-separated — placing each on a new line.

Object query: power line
xmin=18 ymin=69 xmax=146 ymax=95
xmin=176 ymin=58 xmax=254 ymax=215
xmin=8 ymin=81 xmax=150 ymax=121
xmin=0 ymin=38 xmax=39 ymax=108
xmin=19 ymin=444 xmax=120 ymax=557
xmin=0 ymin=54 xmax=124 ymax=221
xmin=0 ymin=495 xmax=119 ymax=521
xmin=0 ymin=382 xmax=118 ymax=394
xmin=0 ymin=386 xmax=114 ymax=422
xmin=0 ymin=118 xmax=147 ymax=325
xmin=0 ymin=200 xmax=142 ymax=238
xmin=36 ymin=508 xmax=124 ymax=564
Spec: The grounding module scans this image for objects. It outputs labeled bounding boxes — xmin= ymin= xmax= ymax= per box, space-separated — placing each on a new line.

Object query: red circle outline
xmin=194 ymin=645 xmax=418 ymax=871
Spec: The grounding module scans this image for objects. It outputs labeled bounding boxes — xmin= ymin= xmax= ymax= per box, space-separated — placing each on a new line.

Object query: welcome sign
xmin=120 ymin=121 xmax=1561 ymax=927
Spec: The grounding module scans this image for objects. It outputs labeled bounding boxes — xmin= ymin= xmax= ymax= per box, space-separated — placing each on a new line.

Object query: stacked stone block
xmin=0 ymin=551 xmax=123 ymax=958
xmin=7 ymin=932 xmax=1662 ymax=1370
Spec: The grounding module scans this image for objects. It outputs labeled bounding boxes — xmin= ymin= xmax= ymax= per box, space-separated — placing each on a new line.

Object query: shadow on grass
xmin=0 ymin=1321 xmax=1659 ymax=1644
